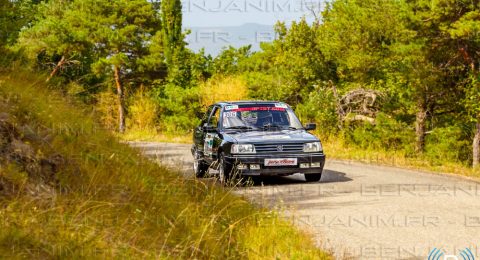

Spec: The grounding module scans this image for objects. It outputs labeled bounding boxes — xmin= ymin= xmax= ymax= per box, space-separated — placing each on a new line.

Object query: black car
xmin=192 ymin=101 xmax=326 ymax=184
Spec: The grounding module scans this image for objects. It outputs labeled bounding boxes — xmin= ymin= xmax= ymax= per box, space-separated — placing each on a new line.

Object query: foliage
xmin=244 ymin=71 xmax=292 ymax=102
xmin=0 ymin=71 xmax=330 ymax=259
xmin=5 ymin=0 xmax=480 ymax=169
xmin=464 ymin=75 xmax=480 ymax=122
xmin=243 ymin=19 xmax=334 ymax=105
xmin=0 ymin=0 xmax=38 ymax=47
xmin=128 ymin=91 xmax=158 ymax=130
xmin=17 ymin=0 xmax=166 ymax=132
xmin=345 ymin=113 xmax=415 ymax=152
xmin=199 ymin=75 xmax=248 ymax=107
xmin=80 ymin=0 xmax=161 ymax=80
xmin=322 ymin=137 xmax=480 ymax=178
xmin=95 ymin=91 xmax=119 ymax=131
xmin=161 ymin=0 xmax=183 ymax=66
xmin=166 ymin=47 xmax=211 ymax=87
xmin=425 ymin=126 xmax=472 ymax=164
xmin=16 ymin=0 xmax=93 ymax=79
xmin=320 ymin=0 xmax=412 ymax=83
xmin=212 ymin=46 xmax=252 ymax=75
xmin=155 ymin=84 xmax=202 ymax=133
xmin=160 ymin=0 xmax=211 ymax=87
xmin=296 ymin=83 xmax=339 ymax=135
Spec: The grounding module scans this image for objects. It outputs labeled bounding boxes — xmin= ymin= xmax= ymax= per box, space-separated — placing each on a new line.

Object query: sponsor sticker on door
xmin=264 ymin=158 xmax=297 ymax=166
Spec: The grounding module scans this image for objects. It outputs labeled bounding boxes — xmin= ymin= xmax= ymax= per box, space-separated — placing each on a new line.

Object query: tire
xmin=218 ymin=153 xmax=236 ymax=186
xmin=193 ymin=151 xmax=209 ymax=178
xmin=305 ymin=173 xmax=322 ymax=182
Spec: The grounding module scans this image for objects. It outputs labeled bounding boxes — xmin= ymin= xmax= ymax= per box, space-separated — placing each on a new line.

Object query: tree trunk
xmin=46 ymin=55 xmax=66 ymax=82
xmin=459 ymin=47 xmax=479 ymax=168
xmin=473 ymin=121 xmax=480 ymax=168
xmin=114 ymin=65 xmax=126 ymax=133
xmin=415 ymin=99 xmax=427 ymax=153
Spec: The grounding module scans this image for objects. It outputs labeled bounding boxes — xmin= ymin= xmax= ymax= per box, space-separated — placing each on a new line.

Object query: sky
xmin=181 ymin=0 xmax=327 ymax=55
xmin=182 ymin=0 xmax=326 ymax=27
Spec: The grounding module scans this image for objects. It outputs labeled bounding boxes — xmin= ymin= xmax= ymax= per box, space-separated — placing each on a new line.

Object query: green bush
xmin=244 ymin=71 xmax=303 ymax=105
xmin=425 ymin=126 xmax=471 ymax=164
xmin=345 ymin=113 xmax=415 ymax=152
xmin=155 ymin=84 xmax=202 ymax=133
xmin=296 ymin=84 xmax=339 ymax=135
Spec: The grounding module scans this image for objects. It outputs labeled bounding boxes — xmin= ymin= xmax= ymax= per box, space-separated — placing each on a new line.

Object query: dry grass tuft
xmin=0 ymin=70 xmax=330 ymax=259
xmin=321 ymin=136 xmax=480 ymax=179
xmin=199 ymin=75 xmax=249 ymax=107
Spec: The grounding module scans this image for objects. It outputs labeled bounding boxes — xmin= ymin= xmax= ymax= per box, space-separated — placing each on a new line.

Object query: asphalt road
xmin=130 ymin=142 xmax=480 ymax=260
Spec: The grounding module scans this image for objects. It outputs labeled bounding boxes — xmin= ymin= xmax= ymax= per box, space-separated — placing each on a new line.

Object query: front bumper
xmin=224 ymin=153 xmax=325 ymax=176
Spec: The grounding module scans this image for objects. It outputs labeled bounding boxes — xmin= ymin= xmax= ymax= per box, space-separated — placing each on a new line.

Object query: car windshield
xmin=222 ymin=104 xmax=303 ymax=130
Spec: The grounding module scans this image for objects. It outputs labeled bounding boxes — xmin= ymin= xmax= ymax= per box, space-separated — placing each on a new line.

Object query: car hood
xmin=224 ymin=130 xmax=318 ymax=143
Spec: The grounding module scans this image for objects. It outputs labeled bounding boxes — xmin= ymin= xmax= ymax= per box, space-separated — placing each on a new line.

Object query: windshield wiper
xmin=225 ymin=126 xmax=254 ymax=130
xmin=261 ymin=124 xmax=300 ymax=130
xmin=261 ymin=124 xmax=282 ymax=130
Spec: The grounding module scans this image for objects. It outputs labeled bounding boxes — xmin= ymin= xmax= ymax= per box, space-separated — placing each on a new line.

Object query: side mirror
xmin=203 ymin=123 xmax=217 ymax=132
xmin=305 ymin=123 xmax=317 ymax=131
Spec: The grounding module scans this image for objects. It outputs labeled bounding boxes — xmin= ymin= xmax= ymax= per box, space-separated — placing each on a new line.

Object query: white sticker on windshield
xmin=275 ymin=103 xmax=288 ymax=109
xmin=225 ymin=105 xmax=239 ymax=111
xmin=224 ymin=112 xmax=236 ymax=117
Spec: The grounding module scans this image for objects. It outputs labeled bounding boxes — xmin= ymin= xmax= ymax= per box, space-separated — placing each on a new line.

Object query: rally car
xmin=192 ymin=101 xmax=325 ymax=184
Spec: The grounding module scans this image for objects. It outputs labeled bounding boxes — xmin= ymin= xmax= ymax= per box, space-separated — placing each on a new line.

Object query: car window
xmin=208 ymin=106 xmax=220 ymax=128
xmin=222 ymin=104 xmax=303 ymax=129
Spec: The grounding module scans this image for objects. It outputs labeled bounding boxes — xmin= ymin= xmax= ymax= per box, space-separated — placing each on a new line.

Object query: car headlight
xmin=231 ymin=144 xmax=256 ymax=154
xmin=304 ymin=142 xmax=322 ymax=153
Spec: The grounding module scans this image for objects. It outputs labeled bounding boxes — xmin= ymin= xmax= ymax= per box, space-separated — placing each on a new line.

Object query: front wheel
xmin=193 ymin=151 xmax=209 ymax=178
xmin=305 ymin=173 xmax=322 ymax=182
xmin=218 ymin=153 xmax=237 ymax=186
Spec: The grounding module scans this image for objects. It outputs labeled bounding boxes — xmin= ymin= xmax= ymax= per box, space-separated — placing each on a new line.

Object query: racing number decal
xmin=224 ymin=112 xmax=236 ymax=118
xmin=204 ymin=133 xmax=215 ymax=156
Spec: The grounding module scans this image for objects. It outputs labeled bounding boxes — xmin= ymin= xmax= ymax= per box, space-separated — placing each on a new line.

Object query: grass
xmin=321 ymin=136 xmax=480 ymax=179
xmin=119 ymin=129 xmax=191 ymax=144
xmin=0 ymin=70 xmax=331 ymax=259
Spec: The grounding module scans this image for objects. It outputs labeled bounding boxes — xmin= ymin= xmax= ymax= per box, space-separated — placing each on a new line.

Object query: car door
xmin=204 ymin=105 xmax=221 ymax=162
xmin=194 ymin=106 xmax=214 ymax=154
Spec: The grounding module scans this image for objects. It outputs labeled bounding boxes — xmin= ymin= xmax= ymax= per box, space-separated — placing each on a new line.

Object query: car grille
xmin=254 ymin=143 xmax=304 ymax=153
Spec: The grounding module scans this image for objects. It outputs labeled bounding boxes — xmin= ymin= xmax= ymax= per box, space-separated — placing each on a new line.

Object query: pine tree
xmin=19 ymin=0 xmax=162 ymax=133
xmin=161 ymin=0 xmax=183 ymax=66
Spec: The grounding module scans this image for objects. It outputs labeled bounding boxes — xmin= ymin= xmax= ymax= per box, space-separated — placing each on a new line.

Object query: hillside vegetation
xmin=1 ymin=0 xmax=478 ymax=175
xmin=0 ymin=71 xmax=330 ymax=259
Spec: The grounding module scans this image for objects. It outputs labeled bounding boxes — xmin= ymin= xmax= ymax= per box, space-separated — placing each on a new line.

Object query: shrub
xmin=296 ymin=84 xmax=339 ymax=135
xmin=95 ymin=90 xmax=119 ymax=131
xmin=155 ymin=84 xmax=202 ymax=133
xmin=425 ymin=126 xmax=471 ymax=164
xmin=128 ymin=91 xmax=158 ymax=131
xmin=199 ymin=75 xmax=248 ymax=106
xmin=244 ymin=71 xmax=298 ymax=103
xmin=346 ymin=113 xmax=415 ymax=152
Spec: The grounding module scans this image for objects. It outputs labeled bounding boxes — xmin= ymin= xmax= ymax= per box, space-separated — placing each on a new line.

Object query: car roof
xmin=215 ymin=101 xmax=286 ymax=107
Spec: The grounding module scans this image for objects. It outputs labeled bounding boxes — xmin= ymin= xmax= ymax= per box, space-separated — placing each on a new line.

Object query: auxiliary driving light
xmin=250 ymin=164 xmax=261 ymax=170
xmin=237 ymin=164 xmax=248 ymax=170
xmin=310 ymin=162 xmax=321 ymax=168
xmin=300 ymin=163 xmax=310 ymax=168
